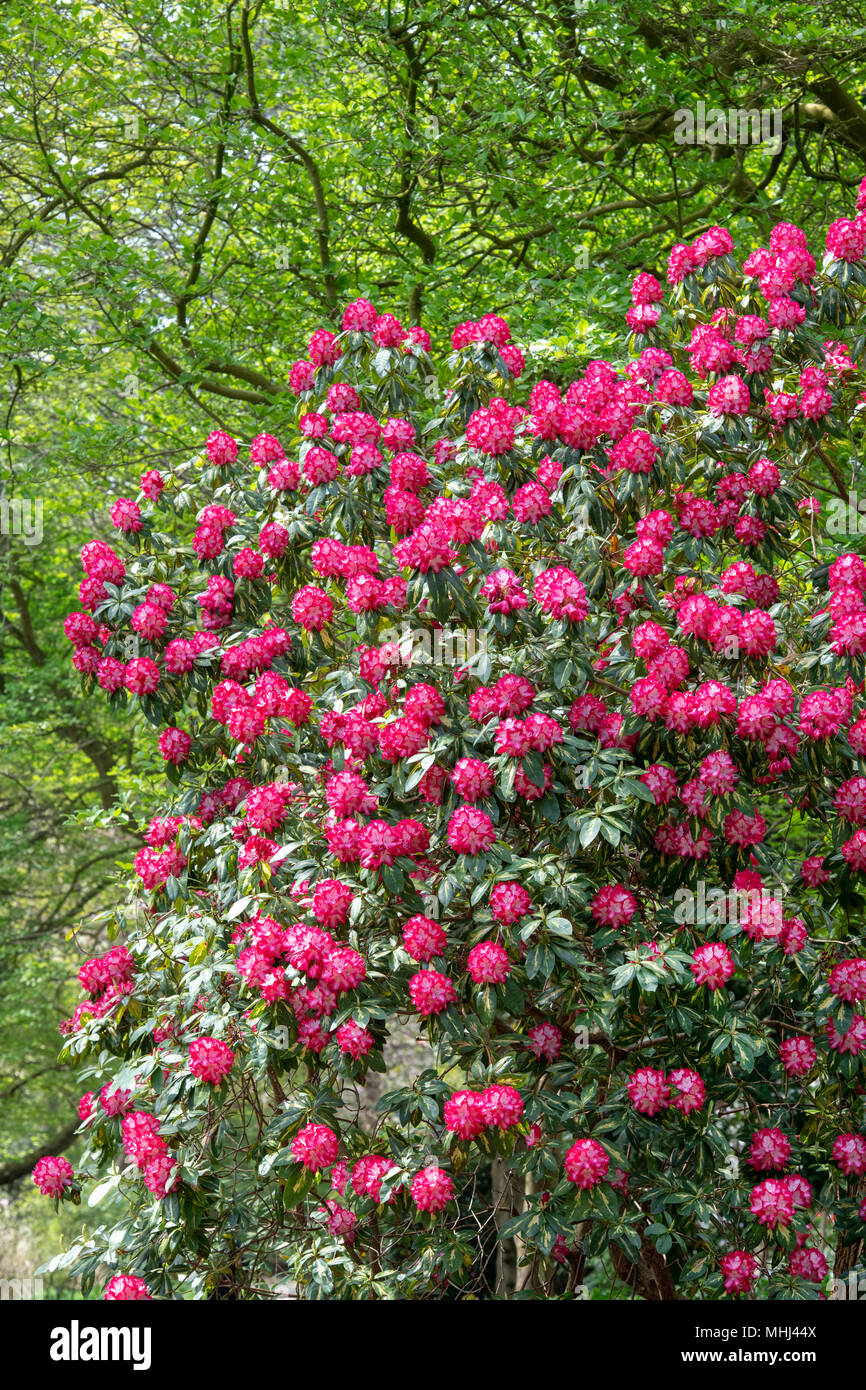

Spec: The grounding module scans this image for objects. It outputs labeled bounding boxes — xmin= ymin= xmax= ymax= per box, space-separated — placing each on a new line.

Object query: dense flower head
xmin=352 ymin=1154 xmax=401 ymax=1203
xmin=481 ymin=567 xmax=528 ymax=614
xmin=467 ymin=940 xmax=511 ymax=984
xmin=641 ymin=763 xmax=679 ymax=805
xmin=409 ymin=969 xmax=457 ymax=1015
xmin=122 ymin=1112 xmax=164 ymax=1167
xmin=104 ymin=1275 xmax=153 ymax=1300
xmin=788 ymin=1247 xmax=828 ymax=1284
xmin=785 ymin=1173 xmax=813 ymax=1212
xmin=110 ymin=497 xmax=142 ymax=532
xmin=447 ymin=806 xmax=496 ymax=856
xmin=690 ymin=942 xmax=734 ymax=990
xmin=526 ymin=1021 xmax=562 ymax=1061
xmin=627 ymin=1068 xmax=670 ymax=1116
xmin=292 ymin=584 xmax=333 ymax=631
xmin=829 ymin=957 xmax=866 ymax=1001
xmin=720 ymin=1251 xmax=759 ymax=1295
xmin=750 ymin=1178 xmax=794 ymax=1228
xmin=311 ymin=878 xmax=355 ymax=929
xmin=402 ymin=914 xmax=447 ymax=961
xmin=33 ymin=1155 xmax=74 ymax=1197
xmin=611 ymin=428 xmax=657 ymax=474
xmin=292 ymin=1123 xmax=339 ymax=1172
xmin=591 ymin=885 xmax=637 ymax=928
xmin=444 ymin=1090 xmax=487 ymax=1141
xmin=321 ymin=946 xmax=366 ymax=992
xmin=410 ymin=1165 xmax=454 ymax=1212
xmin=342 ymin=297 xmax=377 ymax=332
xmin=143 ymin=1149 xmax=181 ymax=1198
xmin=779 ymin=1035 xmax=817 ymax=1076
xmin=748 ymin=1128 xmax=791 ymax=1171
xmin=534 ymin=567 xmax=588 ymax=621
xmin=564 ymin=1138 xmax=608 ymax=1188
xmin=466 ymin=400 xmax=522 ymax=455
xmin=827 ymin=217 xmax=865 ymax=262
xmin=206 ymin=429 xmax=238 ymax=465
xmin=158 ymin=727 xmax=191 ymax=764
xmin=100 ymin=1084 xmax=132 ymax=1116
xmin=490 ymin=880 xmax=532 ymax=924
xmin=451 ymin=757 xmax=494 ymax=802
xmin=668 ymin=1068 xmax=705 ymax=1115
xmin=188 ymin=1036 xmax=234 ymax=1084
xmin=78 ymin=945 xmax=135 ymax=997
xmin=481 ymin=1084 xmax=523 ymax=1129
xmin=335 ymin=1020 xmax=375 ymax=1058
xmin=708 ymin=374 xmax=750 ymax=416
xmin=832 ymin=1132 xmax=866 ymax=1175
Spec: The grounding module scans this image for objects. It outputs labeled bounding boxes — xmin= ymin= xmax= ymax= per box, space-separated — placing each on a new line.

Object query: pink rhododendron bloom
xmin=720 ymin=1251 xmax=759 ymax=1295
xmin=158 ymin=727 xmax=191 ymax=764
xmin=748 ymin=1127 xmax=791 ymax=1171
xmin=788 ymin=1247 xmax=827 ymax=1283
xmin=832 ymin=1132 xmax=866 ymax=1175
xmin=779 ymin=1036 xmax=816 ymax=1076
xmin=526 ymin=1022 xmax=562 ymax=1061
xmin=627 ymin=1068 xmax=670 ymax=1116
xmin=591 ymin=885 xmax=637 ymax=928
xmin=444 ymin=1090 xmax=486 ymax=1141
xmin=403 ymin=915 xmax=447 ymax=961
xmin=481 ymin=1084 xmax=523 ymax=1129
xmin=490 ymin=880 xmax=532 ymax=924
xmin=409 ymin=970 xmax=457 ymax=1015
xmin=668 ymin=1068 xmax=705 ymax=1114
xmin=336 ymin=1020 xmax=375 ymax=1058
xmin=564 ymin=1138 xmax=608 ymax=1188
xmin=104 ymin=1275 xmax=153 ymax=1300
xmin=447 ymin=806 xmax=496 ymax=856
xmin=410 ymin=1165 xmax=453 ymax=1212
xmin=188 ymin=1036 xmax=234 ymax=1084
xmin=467 ymin=941 xmax=510 ymax=984
xmin=829 ymin=957 xmax=866 ymax=1001
xmin=292 ymin=1124 xmax=339 ymax=1172
xmin=33 ymin=1155 xmax=74 ymax=1197
xmin=750 ymin=1178 xmax=793 ymax=1228
xmin=143 ymin=1149 xmax=181 ymax=1198
xmin=110 ymin=497 xmax=142 ymax=532
xmin=690 ymin=942 xmax=734 ymax=990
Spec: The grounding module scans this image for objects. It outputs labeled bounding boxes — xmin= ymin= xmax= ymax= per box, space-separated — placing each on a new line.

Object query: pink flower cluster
xmin=122 ymin=1111 xmax=180 ymax=1197
xmin=443 ymin=1085 xmax=524 ymax=1139
xmin=627 ymin=1067 xmax=706 ymax=1116
xmin=188 ymin=1036 xmax=235 ymax=1084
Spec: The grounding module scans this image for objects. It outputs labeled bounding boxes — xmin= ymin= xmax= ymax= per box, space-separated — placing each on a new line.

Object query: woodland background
xmin=0 ymin=0 xmax=863 ymax=1292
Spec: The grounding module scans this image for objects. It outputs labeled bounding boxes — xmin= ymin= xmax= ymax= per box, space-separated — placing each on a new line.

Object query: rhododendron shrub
xmin=46 ymin=200 xmax=866 ymax=1301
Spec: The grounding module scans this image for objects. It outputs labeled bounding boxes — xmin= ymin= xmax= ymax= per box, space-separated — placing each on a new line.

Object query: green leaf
xmin=88 ymin=1175 xmax=120 ymax=1207
xmin=475 ymin=983 xmax=497 ymax=1027
xmin=281 ymin=1165 xmax=317 ymax=1208
xmin=579 ymin=816 xmax=602 ymax=848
